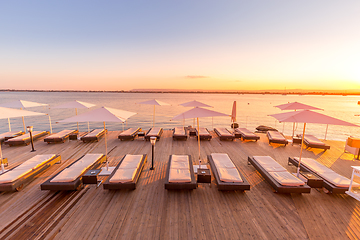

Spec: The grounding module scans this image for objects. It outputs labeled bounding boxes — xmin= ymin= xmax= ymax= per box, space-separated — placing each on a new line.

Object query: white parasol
xmin=0 ymin=100 xmax=49 ymax=132
xmin=269 ymin=110 xmax=359 ymax=176
xmin=52 ymin=100 xmax=96 ymax=132
xmin=172 ymin=107 xmax=229 ymax=169
xmin=59 ymin=106 xmax=137 ymax=175
xmin=0 ymin=107 xmax=46 ymax=172
xmin=138 ymin=99 xmax=169 ymax=128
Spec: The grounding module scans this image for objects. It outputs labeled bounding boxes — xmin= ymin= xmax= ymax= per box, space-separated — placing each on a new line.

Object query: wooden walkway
xmin=0 ymin=130 xmax=360 ymax=239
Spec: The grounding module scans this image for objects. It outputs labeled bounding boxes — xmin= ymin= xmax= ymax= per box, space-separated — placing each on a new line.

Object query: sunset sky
xmin=1 ymin=1 xmax=359 ymax=91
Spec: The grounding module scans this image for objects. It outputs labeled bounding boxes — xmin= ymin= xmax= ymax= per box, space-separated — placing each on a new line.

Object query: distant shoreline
xmin=1 ymin=89 xmax=359 ymax=96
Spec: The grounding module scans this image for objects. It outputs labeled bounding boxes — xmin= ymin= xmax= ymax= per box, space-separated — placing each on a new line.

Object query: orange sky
xmin=1 ymin=1 xmax=359 ymax=91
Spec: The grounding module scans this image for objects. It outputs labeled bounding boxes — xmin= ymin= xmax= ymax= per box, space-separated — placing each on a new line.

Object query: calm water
xmin=1 ymin=91 xmax=360 ymax=141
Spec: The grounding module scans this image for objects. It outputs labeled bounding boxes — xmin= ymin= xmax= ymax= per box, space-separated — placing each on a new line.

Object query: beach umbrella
xmin=0 ymin=107 xmax=47 ymax=172
xmin=0 ymin=100 xmax=49 ymax=132
xmin=59 ymin=106 xmax=137 ymax=175
xmin=274 ymin=102 xmax=323 ymax=111
xmin=180 ymin=100 xmax=213 ymax=127
xmin=274 ymin=102 xmax=323 ymax=138
xmin=52 ymin=100 xmax=96 ymax=132
xmin=269 ymin=110 xmax=359 ymax=176
xmin=172 ymin=107 xmax=229 ymax=168
xmin=138 ymin=99 xmax=169 ymax=128
xmin=180 ymin=100 xmax=213 ymax=108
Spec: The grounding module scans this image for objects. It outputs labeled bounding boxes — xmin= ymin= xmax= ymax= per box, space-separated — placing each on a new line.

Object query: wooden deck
xmin=1 ymin=130 xmax=360 ymax=239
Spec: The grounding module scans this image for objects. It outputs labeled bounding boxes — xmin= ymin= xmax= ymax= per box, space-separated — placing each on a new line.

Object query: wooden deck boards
xmin=0 ymin=130 xmax=360 ymax=239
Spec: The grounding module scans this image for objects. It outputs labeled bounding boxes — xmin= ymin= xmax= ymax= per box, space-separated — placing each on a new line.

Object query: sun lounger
xmin=196 ymin=128 xmax=212 ymax=140
xmin=267 ymin=131 xmax=288 ymax=146
xmin=214 ymin=128 xmax=235 ymax=141
xmin=145 ymin=127 xmax=163 ymax=141
xmin=0 ymin=154 xmax=60 ymax=192
xmin=0 ymin=131 xmax=24 ymax=143
xmin=299 ymin=134 xmax=330 ymax=150
xmin=5 ymin=131 xmax=49 ymax=146
xmin=172 ymin=127 xmax=187 ymax=140
xmin=118 ymin=128 xmax=141 ymax=141
xmin=288 ymin=157 xmax=353 ymax=194
xmin=208 ymin=153 xmax=250 ymax=191
xmin=235 ymin=128 xmax=260 ymax=141
xmin=81 ymin=129 xmax=106 ymax=142
xmin=44 ymin=129 xmax=78 ymax=143
xmin=165 ymin=155 xmax=197 ymax=190
xmin=248 ymin=156 xmax=311 ymax=194
xmin=103 ymin=154 xmax=147 ymax=190
xmin=40 ymin=153 xmax=106 ymax=191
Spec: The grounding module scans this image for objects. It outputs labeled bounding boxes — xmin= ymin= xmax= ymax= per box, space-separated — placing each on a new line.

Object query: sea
xmin=1 ymin=91 xmax=360 ymax=141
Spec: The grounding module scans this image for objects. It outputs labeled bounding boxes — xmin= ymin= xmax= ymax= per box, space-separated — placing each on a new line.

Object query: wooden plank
xmin=0 ymin=130 xmax=359 ymax=239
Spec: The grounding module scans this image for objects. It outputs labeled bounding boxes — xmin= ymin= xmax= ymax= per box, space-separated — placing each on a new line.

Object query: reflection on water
xmin=0 ymin=91 xmax=359 ymax=141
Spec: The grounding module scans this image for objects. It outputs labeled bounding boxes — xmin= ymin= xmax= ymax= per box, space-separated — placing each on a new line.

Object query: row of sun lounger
xmin=266 ymin=131 xmax=330 ymax=150
xmin=0 ymin=131 xmax=24 ymax=143
xmin=40 ymin=153 xmax=106 ymax=191
xmin=4 ymin=131 xmax=49 ymax=146
xmin=248 ymin=156 xmax=311 ymax=193
xmin=0 ymin=151 xmax=354 ymax=195
xmin=0 ymin=154 xmax=61 ymax=191
xmin=103 ymin=154 xmax=147 ymax=190
xmin=288 ymin=157 xmax=351 ymax=194
xmin=298 ymin=134 xmax=331 ymax=150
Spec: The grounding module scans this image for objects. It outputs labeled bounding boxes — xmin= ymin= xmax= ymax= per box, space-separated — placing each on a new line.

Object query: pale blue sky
xmin=1 ymin=1 xmax=359 ymax=91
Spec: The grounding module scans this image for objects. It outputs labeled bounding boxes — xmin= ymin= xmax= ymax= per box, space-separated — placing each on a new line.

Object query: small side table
xmin=82 ymin=169 xmax=101 ymax=184
xmin=189 ymin=129 xmax=196 ymax=137
xmin=137 ymin=131 xmax=145 ymax=140
xmin=197 ymin=168 xmax=211 ymax=183
xmin=299 ymin=172 xmax=323 ymax=188
xmin=292 ymin=137 xmax=302 ymax=145
xmin=69 ymin=134 xmax=78 ymax=140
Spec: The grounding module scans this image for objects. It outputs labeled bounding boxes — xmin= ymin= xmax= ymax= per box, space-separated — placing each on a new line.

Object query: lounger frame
xmin=288 ymin=157 xmax=346 ymax=194
xmin=214 ymin=128 xmax=235 ymax=141
xmin=118 ymin=128 xmax=141 ymax=141
xmin=172 ymin=128 xmax=187 ymax=140
xmin=196 ymin=128 xmax=212 ymax=141
xmin=0 ymin=155 xmax=61 ymax=192
xmin=208 ymin=155 xmax=250 ymax=191
xmin=103 ymin=154 xmax=147 ymax=190
xmin=165 ymin=155 xmax=197 ymax=190
xmin=44 ymin=130 xmax=78 ymax=144
xmin=40 ymin=154 xmax=106 ymax=191
xmin=248 ymin=156 xmax=311 ymax=194
xmin=235 ymin=128 xmax=260 ymax=141
xmin=5 ymin=131 xmax=49 ymax=146
xmin=81 ymin=129 xmax=107 ymax=142
xmin=267 ymin=131 xmax=288 ymax=146
xmin=145 ymin=128 xmax=163 ymax=141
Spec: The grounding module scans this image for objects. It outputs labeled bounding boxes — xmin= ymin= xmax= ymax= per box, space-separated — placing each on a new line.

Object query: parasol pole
xmin=282 ymin=122 xmax=285 ymax=133
xmin=21 ymin=108 xmax=26 ymax=132
xmin=197 ymin=117 xmax=201 ymax=168
xmin=75 ymin=108 xmax=79 ymax=132
xmin=324 ymin=124 xmax=328 ymax=140
xmin=48 ymin=115 xmax=53 ymax=134
xmin=297 ymin=123 xmax=306 ymax=177
xmin=0 ymin=143 xmax=4 ymax=173
xmin=153 ymin=105 xmax=155 ymax=128
xmin=104 ymin=122 xmax=109 ymax=171
xmin=292 ymin=122 xmax=295 ymax=138
xmin=8 ymin=118 xmax=11 ymax=131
